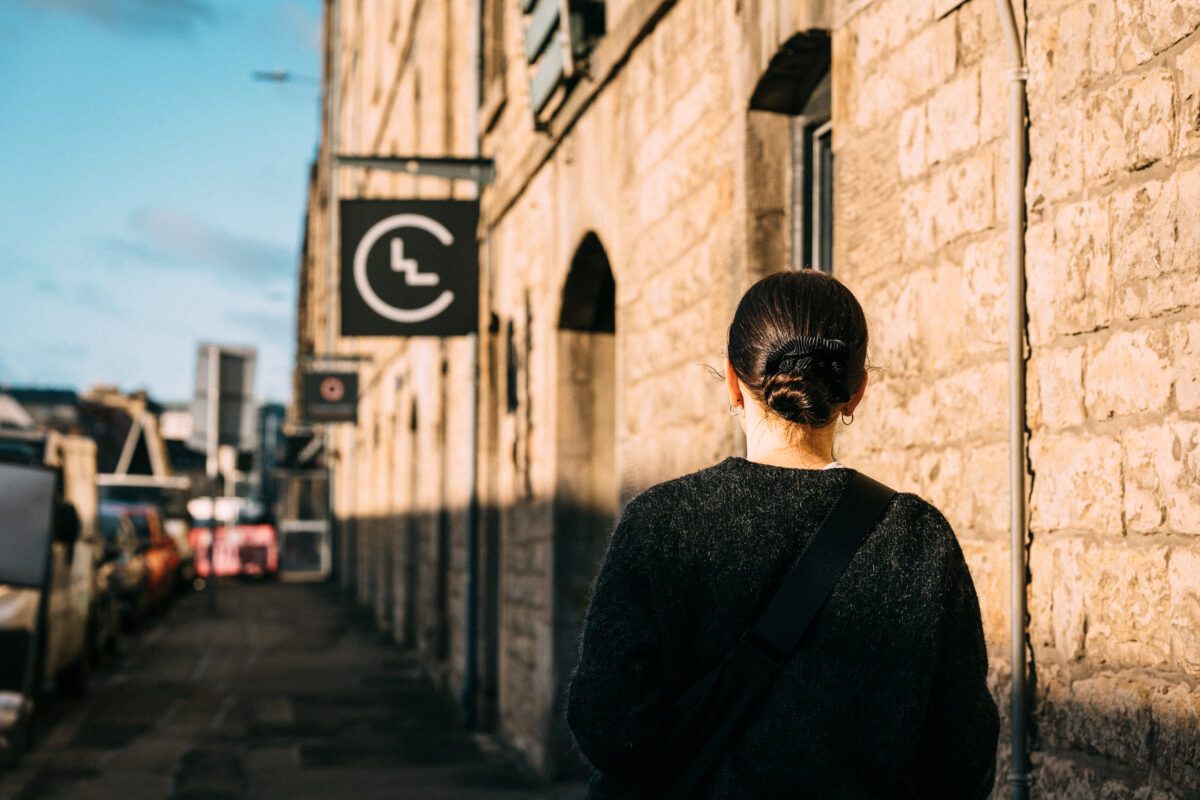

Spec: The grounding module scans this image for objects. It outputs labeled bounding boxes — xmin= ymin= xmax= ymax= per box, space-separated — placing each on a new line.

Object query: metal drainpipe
xmin=459 ymin=0 xmax=485 ymax=727
xmin=992 ymin=0 xmax=1031 ymax=797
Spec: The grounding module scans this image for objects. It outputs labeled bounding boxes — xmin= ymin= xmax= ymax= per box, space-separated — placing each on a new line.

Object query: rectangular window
xmin=522 ymin=0 xmax=605 ymax=120
xmin=810 ymin=120 xmax=834 ymax=273
xmin=790 ymin=71 xmax=832 ymax=274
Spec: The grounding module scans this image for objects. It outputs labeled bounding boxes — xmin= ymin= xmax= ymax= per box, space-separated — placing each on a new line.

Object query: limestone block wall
xmin=1023 ymin=0 xmax=1200 ymax=792
xmin=834 ymin=0 xmax=1200 ymax=795
xmin=833 ymin=0 xmax=1013 ymax=653
xmin=481 ymin=0 xmax=751 ymax=775
xmin=304 ymin=0 xmax=482 ymax=703
xmin=299 ymin=0 xmax=1200 ymax=791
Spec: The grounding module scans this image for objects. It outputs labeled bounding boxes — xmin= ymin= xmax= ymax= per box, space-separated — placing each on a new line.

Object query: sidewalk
xmin=0 ymin=582 xmax=587 ymax=800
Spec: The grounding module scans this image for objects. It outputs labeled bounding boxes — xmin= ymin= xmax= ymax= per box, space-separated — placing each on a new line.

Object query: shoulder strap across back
xmin=745 ymin=470 xmax=897 ymax=664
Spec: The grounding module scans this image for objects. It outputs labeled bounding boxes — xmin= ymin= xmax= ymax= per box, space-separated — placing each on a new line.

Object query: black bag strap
xmin=743 ymin=470 xmax=897 ymax=665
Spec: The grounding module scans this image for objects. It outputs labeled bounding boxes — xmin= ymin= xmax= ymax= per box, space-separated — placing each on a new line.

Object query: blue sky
xmin=0 ymin=0 xmax=323 ymax=404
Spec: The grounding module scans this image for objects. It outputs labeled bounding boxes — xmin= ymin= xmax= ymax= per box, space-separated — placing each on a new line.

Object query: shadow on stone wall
xmin=334 ymin=508 xmax=1200 ymax=797
xmin=986 ymin=662 xmax=1199 ymax=799
xmin=333 ymin=497 xmax=614 ymax=782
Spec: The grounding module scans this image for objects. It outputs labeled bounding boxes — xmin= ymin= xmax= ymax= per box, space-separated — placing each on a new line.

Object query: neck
xmin=742 ymin=412 xmax=836 ymax=470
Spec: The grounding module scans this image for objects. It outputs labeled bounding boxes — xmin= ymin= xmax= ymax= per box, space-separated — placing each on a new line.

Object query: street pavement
xmin=0 ymin=582 xmax=588 ymax=800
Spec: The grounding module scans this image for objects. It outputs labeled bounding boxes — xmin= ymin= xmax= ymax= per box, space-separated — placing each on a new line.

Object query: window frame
xmin=790 ymin=71 xmax=833 ymax=273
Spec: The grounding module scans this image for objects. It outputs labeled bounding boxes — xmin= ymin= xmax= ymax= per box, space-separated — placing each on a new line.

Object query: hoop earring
xmin=841 ymin=412 xmax=854 ymax=425
xmin=729 ymin=402 xmax=744 ymax=417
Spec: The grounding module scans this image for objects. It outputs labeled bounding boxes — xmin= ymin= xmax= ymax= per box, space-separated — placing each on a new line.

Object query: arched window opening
xmin=750 ymin=31 xmax=833 ymax=274
xmin=559 ymin=233 xmax=616 ymax=333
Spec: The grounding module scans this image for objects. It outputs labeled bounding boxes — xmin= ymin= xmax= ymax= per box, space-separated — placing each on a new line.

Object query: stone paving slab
xmin=0 ymin=583 xmax=587 ymax=800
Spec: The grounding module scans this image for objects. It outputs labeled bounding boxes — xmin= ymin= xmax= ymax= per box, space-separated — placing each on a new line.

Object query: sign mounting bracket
xmin=335 ymin=155 xmax=496 ymax=185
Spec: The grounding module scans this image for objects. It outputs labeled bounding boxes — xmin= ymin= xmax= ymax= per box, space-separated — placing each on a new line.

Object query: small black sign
xmin=303 ymin=371 xmax=359 ymax=423
xmin=340 ymin=200 xmax=479 ymax=336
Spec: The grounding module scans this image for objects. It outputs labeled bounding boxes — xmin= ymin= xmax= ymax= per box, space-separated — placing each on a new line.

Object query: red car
xmin=189 ymin=523 xmax=278 ymax=578
xmin=111 ymin=504 xmax=180 ymax=610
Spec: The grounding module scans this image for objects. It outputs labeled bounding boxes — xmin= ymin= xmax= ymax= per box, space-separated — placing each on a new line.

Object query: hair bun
xmin=760 ymin=336 xmax=851 ymax=427
xmin=764 ymin=337 xmax=851 ymax=397
xmin=761 ymin=368 xmax=843 ymax=427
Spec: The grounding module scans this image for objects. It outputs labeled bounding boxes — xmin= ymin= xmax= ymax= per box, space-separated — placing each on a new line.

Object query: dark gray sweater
xmin=566 ymin=457 xmax=999 ymax=799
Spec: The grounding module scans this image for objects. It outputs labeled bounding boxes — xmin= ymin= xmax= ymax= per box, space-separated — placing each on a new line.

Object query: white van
xmin=0 ymin=431 xmax=99 ymax=759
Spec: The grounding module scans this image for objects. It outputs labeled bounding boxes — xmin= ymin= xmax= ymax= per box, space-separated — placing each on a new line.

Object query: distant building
xmin=296 ymin=0 xmax=1200 ymax=794
xmin=158 ymin=404 xmax=194 ymax=443
xmin=3 ymin=388 xmax=79 ymax=432
xmin=0 ymin=393 xmax=35 ymax=431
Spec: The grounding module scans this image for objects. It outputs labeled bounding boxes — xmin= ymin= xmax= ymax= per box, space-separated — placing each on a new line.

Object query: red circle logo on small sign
xmin=319 ymin=376 xmax=345 ymax=402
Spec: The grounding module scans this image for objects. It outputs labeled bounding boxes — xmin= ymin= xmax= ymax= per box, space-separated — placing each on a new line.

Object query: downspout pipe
xmin=992 ymin=1 xmax=1031 ymax=798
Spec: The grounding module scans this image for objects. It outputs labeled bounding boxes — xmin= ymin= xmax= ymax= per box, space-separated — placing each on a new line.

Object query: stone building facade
xmin=833 ymin=0 xmax=1200 ymax=795
xmin=294 ymin=0 xmax=482 ymax=691
xmin=295 ymin=0 xmax=1200 ymax=794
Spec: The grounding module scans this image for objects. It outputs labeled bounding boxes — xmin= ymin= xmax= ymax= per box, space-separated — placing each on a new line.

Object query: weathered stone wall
xmin=310 ymin=0 xmax=833 ymax=775
xmin=479 ymin=0 xmax=756 ymax=773
xmin=832 ymin=0 xmax=1013 ymax=639
xmin=302 ymin=0 xmax=482 ymax=705
xmin=834 ymin=0 xmax=1200 ymax=795
xmin=298 ymin=0 xmax=1200 ymax=791
xmin=1023 ymin=0 xmax=1200 ymax=792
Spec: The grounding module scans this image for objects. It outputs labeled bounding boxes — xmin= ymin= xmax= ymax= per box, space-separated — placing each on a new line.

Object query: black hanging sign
xmin=340 ymin=200 xmax=480 ymax=336
xmin=302 ymin=371 xmax=359 ymax=423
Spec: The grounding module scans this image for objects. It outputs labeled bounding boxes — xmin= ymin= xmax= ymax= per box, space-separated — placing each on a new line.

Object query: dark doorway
xmin=549 ymin=233 xmax=617 ymax=778
xmin=402 ymin=401 xmax=420 ymax=648
xmin=477 ymin=316 xmax=505 ymax=730
xmin=435 ymin=357 xmax=452 ymax=664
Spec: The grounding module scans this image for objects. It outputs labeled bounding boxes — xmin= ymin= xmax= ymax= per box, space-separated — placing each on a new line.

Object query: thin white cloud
xmin=21 ymin=0 xmax=217 ymax=36
xmin=103 ymin=207 xmax=296 ymax=285
xmin=21 ymin=266 xmax=125 ymax=316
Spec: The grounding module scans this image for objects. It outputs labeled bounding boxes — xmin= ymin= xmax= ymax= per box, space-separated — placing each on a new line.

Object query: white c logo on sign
xmin=353 ymin=214 xmax=456 ymax=323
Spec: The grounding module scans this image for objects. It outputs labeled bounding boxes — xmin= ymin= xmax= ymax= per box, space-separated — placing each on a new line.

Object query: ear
xmin=725 ymin=358 xmax=743 ymax=407
xmin=845 ymin=371 xmax=869 ymax=415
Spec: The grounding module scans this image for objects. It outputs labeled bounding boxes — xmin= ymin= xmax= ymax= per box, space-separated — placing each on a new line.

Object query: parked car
xmin=108 ymin=503 xmax=179 ymax=611
xmin=97 ymin=505 xmax=150 ymax=628
xmin=0 ymin=431 xmax=100 ymax=724
xmin=88 ymin=551 xmax=121 ymax=659
xmin=0 ymin=432 xmax=99 ymax=689
xmin=99 ymin=479 xmax=194 ymax=591
xmin=189 ymin=505 xmax=279 ymax=579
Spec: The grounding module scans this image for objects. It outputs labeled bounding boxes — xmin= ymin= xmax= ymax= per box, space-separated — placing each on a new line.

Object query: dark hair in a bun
xmin=727 ymin=270 xmax=868 ymax=428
